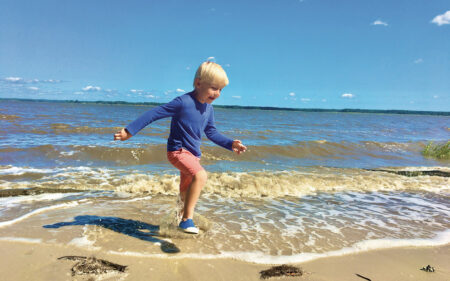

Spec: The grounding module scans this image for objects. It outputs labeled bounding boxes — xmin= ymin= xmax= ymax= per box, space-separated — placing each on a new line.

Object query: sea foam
xmin=107 ymin=229 xmax=450 ymax=264
xmin=0 ymin=201 xmax=79 ymax=228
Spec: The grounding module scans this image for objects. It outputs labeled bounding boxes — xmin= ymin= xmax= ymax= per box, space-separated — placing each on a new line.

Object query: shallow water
xmin=0 ymin=100 xmax=449 ymax=263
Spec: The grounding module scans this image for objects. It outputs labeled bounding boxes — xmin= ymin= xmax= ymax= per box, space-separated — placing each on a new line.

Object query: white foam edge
xmin=0 ymin=237 xmax=42 ymax=244
xmin=0 ymin=192 xmax=79 ymax=206
xmin=112 ymin=195 xmax=153 ymax=203
xmin=108 ymin=229 xmax=450 ymax=264
xmin=0 ymin=166 xmax=53 ymax=175
xmin=0 ymin=165 xmax=100 ymax=176
xmin=0 ymin=201 xmax=79 ymax=228
xmin=67 ymin=225 xmax=101 ymax=250
xmin=68 ymin=236 xmax=101 ymax=251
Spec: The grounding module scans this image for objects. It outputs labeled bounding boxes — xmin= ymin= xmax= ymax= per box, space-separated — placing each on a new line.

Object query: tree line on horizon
xmin=1 ymin=97 xmax=449 ymax=116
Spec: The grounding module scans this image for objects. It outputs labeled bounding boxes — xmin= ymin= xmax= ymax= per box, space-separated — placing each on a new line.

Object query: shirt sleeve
xmin=125 ymin=97 xmax=182 ymax=136
xmin=204 ymin=107 xmax=234 ymax=151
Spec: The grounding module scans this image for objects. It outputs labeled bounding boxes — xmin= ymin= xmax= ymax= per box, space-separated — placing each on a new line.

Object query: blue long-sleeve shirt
xmin=126 ymin=91 xmax=233 ymax=157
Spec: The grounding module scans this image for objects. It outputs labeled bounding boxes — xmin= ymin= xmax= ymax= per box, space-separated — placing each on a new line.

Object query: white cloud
xmin=82 ymin=85 xmax=101 ymax=92
xmin=206 ymin=56 xmax=216 ymax=62
xmin=130 ymin=89 xmax=143 ymax=93
xmin=41 ymin=79 xmax=61 ymax=83
xmin=289 ymin=92 xmax=296 ymax=97
xmin=372 ymin=20 xmax=388 ymax=26
xmin=433 ymin=95 xmax=439 ymax=99
xmin=146 ymin=95 xmax=155 ymax=98
xmin=322 ymin=99 xmax=327 ymax=102
xmin=2 ymin=77 xmax=62 ymax=84
xmin=224 ymin=64 xmax=231 ymax=67
xmin=301 ymin=98 xmax=311 ymax=102
xmin=414 ymin=58 xmax=424 ymax=64
xmin=186 ymin=66 xmax=191 ymax=70
xmin=341 ymin=93 xmax=355 ymax=98
xmin=73 ymin=91 xmax=84 ymax=95
xmin=4 ymin=77 xmax=24 ymax=83
xmin=232 ymin=95 xmax=241 ymax=99
xmin=28 ymin=87 xmax=39 ymax=91
xmin=431 ymin=10 xmax=450 ymax=26
xmin=176 ymin=88 xmax=185 ymax=93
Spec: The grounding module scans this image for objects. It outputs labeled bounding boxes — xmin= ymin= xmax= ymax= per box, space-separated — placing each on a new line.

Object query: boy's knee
xmin=194 ymin=170 xmax=207 ymax=183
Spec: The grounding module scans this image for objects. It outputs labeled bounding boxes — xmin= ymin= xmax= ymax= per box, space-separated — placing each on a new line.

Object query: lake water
xmin=0 ymin=99 xmax=449 ymax=263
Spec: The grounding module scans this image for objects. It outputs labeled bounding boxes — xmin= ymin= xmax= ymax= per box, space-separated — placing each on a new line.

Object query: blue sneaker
xmin=178 ymin=219 xmax=199 ymax=234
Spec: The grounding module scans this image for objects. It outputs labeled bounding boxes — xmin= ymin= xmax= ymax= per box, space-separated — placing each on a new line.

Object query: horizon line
xmin=1 ymin=97 xmax=449 ymax=116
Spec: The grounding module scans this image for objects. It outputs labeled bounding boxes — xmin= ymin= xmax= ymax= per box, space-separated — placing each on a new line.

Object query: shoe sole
xmin=179 ymin=227 xmax=199 ymax=234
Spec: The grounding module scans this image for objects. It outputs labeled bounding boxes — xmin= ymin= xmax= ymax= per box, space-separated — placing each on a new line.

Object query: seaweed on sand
xmin=0 ymin=187 xmax=82 ymax=197
xmin=259 ymin=264 xmax=303 ymax=279
xmin=368 ymin=169 xmax=449 ymax=177
xmin=420 ymin=265 xmax=435 ymax=272
xmin=58 ymin=256 xmax=127 ymax=276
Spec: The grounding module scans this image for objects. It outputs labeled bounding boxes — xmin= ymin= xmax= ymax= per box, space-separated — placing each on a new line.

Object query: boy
xmin=114 ymin=61 xmax=247 ymax=234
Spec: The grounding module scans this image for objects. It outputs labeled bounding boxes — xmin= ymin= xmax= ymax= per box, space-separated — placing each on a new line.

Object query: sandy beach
xmin=0 ymin=239 xmax=448 ymax=281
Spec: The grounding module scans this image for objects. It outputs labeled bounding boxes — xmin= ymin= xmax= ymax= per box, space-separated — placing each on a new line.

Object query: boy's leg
xmin=183 ymin=170 xmax=207 ymax=220
xmin=167 ymin=148 xmax=204 ymax=222
xmin=180 ymin=191 xmax=187 ymax=203
xmin=179 ymin=171 xmax=192 ymax=202
xmin=178 ymin=171 xmax=192 ymax=218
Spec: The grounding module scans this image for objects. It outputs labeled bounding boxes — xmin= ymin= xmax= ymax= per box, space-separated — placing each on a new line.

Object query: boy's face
xmin=194 ymin=78 xmax=224 ymax=104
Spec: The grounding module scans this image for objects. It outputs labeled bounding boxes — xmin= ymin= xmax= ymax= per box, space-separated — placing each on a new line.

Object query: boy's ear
xmin=194 ymin=78 xmax=201 ymax=88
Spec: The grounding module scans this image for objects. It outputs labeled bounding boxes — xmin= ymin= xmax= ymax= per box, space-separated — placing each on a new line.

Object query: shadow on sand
xmin=43 ymin=215 xmax=180 ymax=253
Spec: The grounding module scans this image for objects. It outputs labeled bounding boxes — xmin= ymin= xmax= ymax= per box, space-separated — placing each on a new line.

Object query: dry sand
xmin=0 ymin=240 xmax=448 ymax=281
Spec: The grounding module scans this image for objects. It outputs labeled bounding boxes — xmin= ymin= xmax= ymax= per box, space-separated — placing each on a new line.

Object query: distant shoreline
xmin=1 ymin=98 xmax=449 ymax=116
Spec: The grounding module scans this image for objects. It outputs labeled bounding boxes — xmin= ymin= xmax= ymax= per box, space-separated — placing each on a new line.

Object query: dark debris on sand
xmin=260 ymin=264 xmax=303 ymax=279
xmin=0 ymin=187 xmax=82 ymax=197
xmin=58 ymin=256 xmax=127 ymax=276
xmin=368 ymin=169 xmax=449 ymax=177
xmin=420 ymin=265 xmax=435 ymax=272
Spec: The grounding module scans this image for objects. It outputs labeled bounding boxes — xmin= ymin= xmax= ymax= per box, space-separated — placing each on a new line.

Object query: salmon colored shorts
xmin=167 ymin=148 xmax=204 ymax=192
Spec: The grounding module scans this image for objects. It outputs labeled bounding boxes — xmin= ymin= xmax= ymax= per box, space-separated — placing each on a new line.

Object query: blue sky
xmin=0 ymin=0 xmax=449 ymax=111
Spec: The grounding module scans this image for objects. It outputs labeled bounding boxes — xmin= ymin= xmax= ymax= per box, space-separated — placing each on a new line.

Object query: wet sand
xmin=0 ymin=240 xmax=448 ymax=281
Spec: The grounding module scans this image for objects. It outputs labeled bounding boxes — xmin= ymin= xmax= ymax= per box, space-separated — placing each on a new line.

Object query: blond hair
xmin=193 ymin=61 xmax=229 ymax=88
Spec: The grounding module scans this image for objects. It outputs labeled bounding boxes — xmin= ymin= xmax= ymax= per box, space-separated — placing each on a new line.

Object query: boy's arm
xmin=204 ymin=108 xmax=247 ymax=154
xmin=125 ymin=97 xmax=182 ymax=136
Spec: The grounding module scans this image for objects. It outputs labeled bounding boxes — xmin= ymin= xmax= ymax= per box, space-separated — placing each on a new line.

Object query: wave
xmin=4 ymin=229 xmax=448 ymax=264
xmin=1 ymin=165 xmax=448 ymax=198
xmin=7 ymin=123 xmax=125 ymax=135
xmin=0 ymin=141 xmax=433 ymax=165
xmin=4 ymin=121 xmax=170 ymax=135
xmin=0 ymin=201 xmax=79 ymax=228
xmin=0 ymin=114 xmax=21 ymax=121
xmin=105 ymin=229 xmax=450 ymax=264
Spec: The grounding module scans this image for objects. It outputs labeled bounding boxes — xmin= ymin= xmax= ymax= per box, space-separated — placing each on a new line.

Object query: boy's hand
xmin=232 ymin=140 xmax=247 ymax=154
xmin=114 ymin=128 xmax=132 ymax=141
